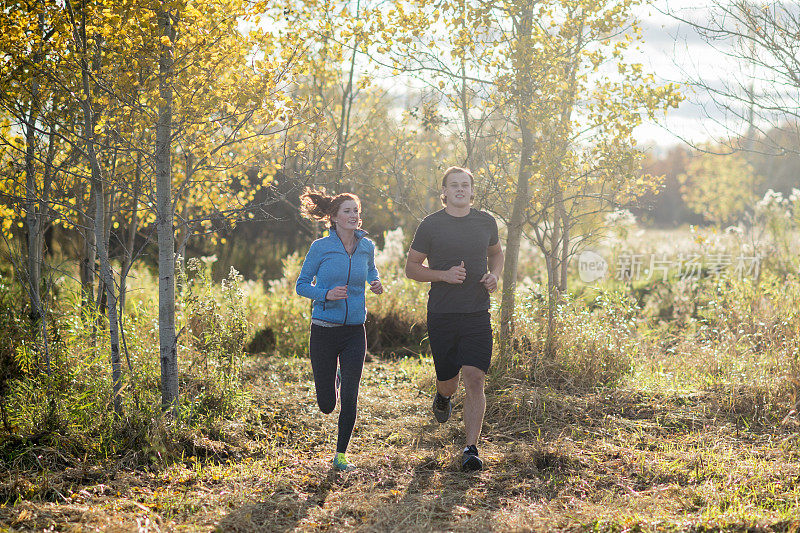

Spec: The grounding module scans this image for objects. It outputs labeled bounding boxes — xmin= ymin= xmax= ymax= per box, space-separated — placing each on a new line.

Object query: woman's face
xmin=333 ymin=199 xmax=361 ymax=230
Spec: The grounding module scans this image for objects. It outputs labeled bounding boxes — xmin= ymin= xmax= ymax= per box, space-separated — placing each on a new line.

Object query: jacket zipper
xmin=337 ymin=231 xmax=361 ymax=325
xmin=343 ymin=254 xmax=351 ymax=325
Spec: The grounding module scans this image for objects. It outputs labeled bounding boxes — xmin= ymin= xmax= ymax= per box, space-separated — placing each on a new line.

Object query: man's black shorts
xmin=427 ymin=310 xmax=492 ymax=381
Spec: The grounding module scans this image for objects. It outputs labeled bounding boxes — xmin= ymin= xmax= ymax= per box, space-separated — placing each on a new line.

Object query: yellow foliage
xmin=679 ymin=149 xmax=761 ymax=225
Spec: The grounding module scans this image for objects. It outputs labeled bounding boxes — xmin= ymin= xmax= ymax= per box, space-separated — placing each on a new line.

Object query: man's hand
xmin=369 ymin=279 xmax=384 ymax=294
xmin=440 ymin=261 xmax=467 ymax=284
xmin=326 ymin=286 xmax=348 ymax=300
xmin=480 ymin=272 xmax=498 ymax=293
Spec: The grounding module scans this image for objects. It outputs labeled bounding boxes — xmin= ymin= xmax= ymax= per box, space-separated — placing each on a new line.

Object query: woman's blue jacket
xmin=295 ymin=228 xmax=380 ymax=325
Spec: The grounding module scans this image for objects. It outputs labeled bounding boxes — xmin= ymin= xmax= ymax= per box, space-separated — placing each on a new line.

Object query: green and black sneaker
xmin=333 ymin=452 xmax=355 ymax=472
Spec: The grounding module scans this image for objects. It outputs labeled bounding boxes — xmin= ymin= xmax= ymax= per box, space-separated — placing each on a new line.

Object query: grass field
xmin=2 ymin=353 xmax=799 ymax=532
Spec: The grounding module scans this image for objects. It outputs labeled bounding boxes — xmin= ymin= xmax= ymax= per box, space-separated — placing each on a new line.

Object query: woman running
xmin=295 ymin=188 xmax=383 ymax=471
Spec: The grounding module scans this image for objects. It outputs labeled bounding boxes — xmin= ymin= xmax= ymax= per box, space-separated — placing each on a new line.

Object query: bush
xmin=180 ymin=257 xmax=249 ymax=370
xmin=178 ymin=257 xmax=252 ymax=425
xmin=258 ymin=252 xmax=310 ymax=357
xmin=0 ymin=275 xmax=35 ymax=413
xmin=365 ymin=227 xmax=429 ymax=357
xmin=0 ymin=260 xmax=257 ymax=468
xmin=498 ymin=285 xmax=635 ymax=390
xmin=0 ymin=287 xmax=116 ymax=457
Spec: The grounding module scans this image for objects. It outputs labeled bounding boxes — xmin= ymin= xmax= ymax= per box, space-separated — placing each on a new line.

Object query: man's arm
xmin=487 ymin=242 xmax=504 ymax=278
xmin=405 ymin=248 xmax=466 ymax=284
xmin=480 ymin=242 xmax=504 ymax=293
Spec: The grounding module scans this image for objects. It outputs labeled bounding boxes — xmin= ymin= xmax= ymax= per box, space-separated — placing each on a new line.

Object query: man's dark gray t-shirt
xmin=410 ymin=208 xmax=499 ymax=314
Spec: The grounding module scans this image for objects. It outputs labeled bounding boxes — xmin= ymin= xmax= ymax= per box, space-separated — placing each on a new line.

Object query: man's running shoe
xmin=462 ymin=445 xmax=483 ymax=471
xmin=432 ymin=392 xmax=452 ymax=423
xmin=333 ymin=452 xmax=355 ymax=471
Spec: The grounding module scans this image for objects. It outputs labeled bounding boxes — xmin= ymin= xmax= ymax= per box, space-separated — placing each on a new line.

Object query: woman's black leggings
xmin=309 ymin=324 xmax=366 ymax=454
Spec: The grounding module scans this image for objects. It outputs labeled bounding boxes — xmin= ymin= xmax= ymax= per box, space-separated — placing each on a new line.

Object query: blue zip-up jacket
xmin=295 ymin=228 xmax=380 ymax=325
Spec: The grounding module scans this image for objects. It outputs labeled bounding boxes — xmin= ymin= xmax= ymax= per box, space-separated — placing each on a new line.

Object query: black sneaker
xmin=462 ymin=445 xmax=483 ymax=471
xmin=432 ymin=392 xmax=452 ymax=423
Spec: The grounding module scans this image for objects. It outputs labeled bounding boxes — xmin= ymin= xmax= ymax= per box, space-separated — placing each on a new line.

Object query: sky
xmin=631 ymin=0 xmax=753 ymax=150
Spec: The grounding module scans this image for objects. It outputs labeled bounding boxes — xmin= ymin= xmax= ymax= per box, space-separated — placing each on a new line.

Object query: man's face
xmin=442 ymin=172 xmax=473 ymax=208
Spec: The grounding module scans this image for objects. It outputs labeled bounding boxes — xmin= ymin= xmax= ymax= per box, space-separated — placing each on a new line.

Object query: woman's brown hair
xmin=299 ymin=187 xmax=362 ymax=228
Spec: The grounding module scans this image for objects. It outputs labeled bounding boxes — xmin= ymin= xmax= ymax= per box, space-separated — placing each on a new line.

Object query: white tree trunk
xmin=23 ymin=9 xmax=44 ymax=327
xmin=92 ymin=174 xmax=123 ymax=416
xmin=157 ymin=8 xmax=178 ymax=415
xmin=24 ymin=113 xmax=43 ymax=325
xmin=499 ymin=6 xmax=535 ymax=360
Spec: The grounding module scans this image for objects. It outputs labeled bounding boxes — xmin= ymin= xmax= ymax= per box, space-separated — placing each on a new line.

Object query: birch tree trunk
xmin=559 ymin=198 xmax=569 ymax=294
xmin=92 ymin=173 xmax=123 ymax=415
xmin=24 ymin=104 xmax=43 ymax=325
xmin=499 ymin=123 xmax=533 ymax=359
xmin=23 ymin=9 xmax=44 ymax=328
xmin=22 ymin=58 xmax=54 ymax=376
xmin=498 ymin=6 xmax=534 ymax=361
xmin=157 ymin=7 xmax=179 ymax=415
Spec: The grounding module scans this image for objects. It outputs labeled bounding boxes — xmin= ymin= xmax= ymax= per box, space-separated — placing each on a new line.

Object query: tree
xmin=2 ymin=0 xmax=307 ymax=416
xmin=679 ymin=148 xmax=761 ymax=225
xmin=0 ymin=1 xmax=82 ymax=375
xmin=140 ymin=0 xmax=303 ymax=412
xmin=1 ymin=3 xmax=52 ymax=317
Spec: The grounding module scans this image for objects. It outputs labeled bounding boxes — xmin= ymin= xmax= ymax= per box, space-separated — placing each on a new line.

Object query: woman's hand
xmin=326 ymin=286 xmax=348 ymax=300
xmin=370 ymin=279 xmax=384 ymax=295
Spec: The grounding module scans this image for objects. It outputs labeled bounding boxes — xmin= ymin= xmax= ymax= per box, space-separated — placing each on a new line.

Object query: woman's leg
xmin=309 ymin=325 xmax=339 ymax=414
xmin=335 ymin=325 xmax=367 ymax=453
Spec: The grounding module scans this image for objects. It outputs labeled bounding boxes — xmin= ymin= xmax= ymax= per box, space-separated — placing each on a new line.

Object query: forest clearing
xmin=4 ymin=0 xmax=800 ymax=530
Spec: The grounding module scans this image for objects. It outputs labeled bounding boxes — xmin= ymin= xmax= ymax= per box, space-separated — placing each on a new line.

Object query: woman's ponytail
xmin=300 ymin=188 xmax=335 ymax=220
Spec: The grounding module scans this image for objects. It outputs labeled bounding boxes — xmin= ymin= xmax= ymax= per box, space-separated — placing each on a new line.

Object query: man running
xmin=405 ymin=166 xmax=504 ymax=471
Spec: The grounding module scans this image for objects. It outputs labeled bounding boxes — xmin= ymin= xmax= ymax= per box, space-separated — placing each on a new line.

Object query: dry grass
xmin=2 ymin=354 xmax=800 ymax=532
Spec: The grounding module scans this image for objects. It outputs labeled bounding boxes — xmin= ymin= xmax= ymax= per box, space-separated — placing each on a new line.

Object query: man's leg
xmin=460 ymin=366 xmax=486 ymax=447
xmin=428 ymin=312 xmax=460 ymax=423
xmin=457 ymin=311 xmax=491 ymax=470
xmin=437 ymin=374 xmax=459 ymax=398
